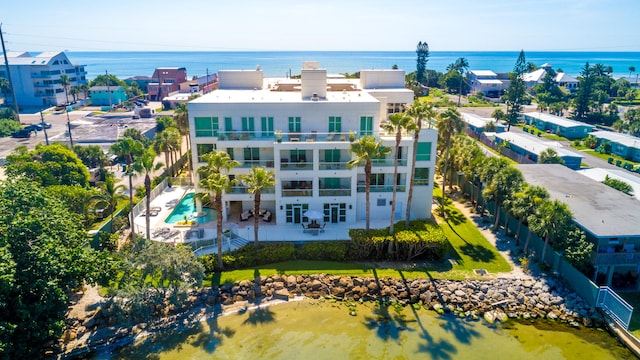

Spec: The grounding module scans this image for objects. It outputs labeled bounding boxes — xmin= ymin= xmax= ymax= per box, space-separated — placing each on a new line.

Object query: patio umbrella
xmin=303 ymin=210 xmax=324 ymax=220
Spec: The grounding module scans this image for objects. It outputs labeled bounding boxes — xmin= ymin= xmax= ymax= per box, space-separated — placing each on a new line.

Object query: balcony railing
xmin=280 ymin=161 xmax=313 ymax=170
xmin=229 ymin=186 xmax=274 ymax=194
xmin=371 ymin=159 xmax=407 ymax=167
xmin=218 ymin=131 xmax=275 ymax=141
xmin=357 ymin=185 xmax=406 ymax=193
xmin=319 ymin=162 xmax=349 ymax=170
xmin=319 ymin=188 xmax=351 ymax=196
xmin=595 ymin=251 xmax=640 ymax=266
xmin=282 ymin=189 xmax=313 ymax=197
xmin=237 ymin=160 xmax=275 ymax=168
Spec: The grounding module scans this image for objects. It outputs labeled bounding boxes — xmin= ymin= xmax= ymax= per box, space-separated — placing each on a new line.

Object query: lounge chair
xmin=240 ymin=211 xmax=252 ymax=221
xmin=262 ymin=211 xmax=272 ymax=222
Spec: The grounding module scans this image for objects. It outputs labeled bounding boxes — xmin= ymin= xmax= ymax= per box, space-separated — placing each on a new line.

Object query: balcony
xmin=229 ymin=186 xmax=274 ymax=194
xmin=237 ymin=160 xmax=275 ymax=168
xmin=280 ymin=160 xmax=313 ymax=170
xmin=319 ymin=188 xmax=351 ymax=196
xmin=371 ymin=159 xmax=408 ymax=167
xmin=595 ymin=250 xmax=640 ymax=266
xmin=319 ymin=162 xmax=349 ymax=170
xmin=278 ymin=131 xmax=354 ymax=143
xmin=282 ymin=189 xmax=313 ymax=197
xmin=357 ymin=184 xmax=406 ymax=193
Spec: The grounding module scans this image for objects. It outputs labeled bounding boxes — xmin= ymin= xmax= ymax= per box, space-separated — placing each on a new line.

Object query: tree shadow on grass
xmin=458 ymin=243 xmax=496 ymax=263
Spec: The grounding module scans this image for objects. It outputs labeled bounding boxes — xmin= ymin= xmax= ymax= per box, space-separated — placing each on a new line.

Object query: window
xmin=224 ymin=117 xmax=233 ymax=132
xmin=416 ymin=142 xmax=432 ymax=161
xmin=360 ymin=116 xmax=373 ymax=135
xmin=377 ymin=199 xmax=386 ymax=206
xmin=196 ymin=144 xmax=215 ymax=162
xmin=329 ymin=116 xmax=341 ymax=132
xmin=414 ymin=168 xmax=430 ymax=185
xmin=290 ymin=149 xmax=306 ymax=163
xmin=226 ymin=148 xmax=234 ymax=160
xmin=241 ymin=117 xmax=255 ymax=132
xmin=244 ymin=147 xmax=260 ymax=161
xmin=261 ymin=117 xmax=274 ymax=136
xmin=370 ymin=173 xmax=385 ymax=186
xmin=195 ymin=117 xmax=219 ymax=137
xmin=288 ymin=116 xmax=301 ymax=132
xmin=324 ymin=149 xmax=340 ymax=162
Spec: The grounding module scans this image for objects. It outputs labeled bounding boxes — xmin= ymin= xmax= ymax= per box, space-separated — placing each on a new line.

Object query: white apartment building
xmin=0 ymin=51 xmax=87 ymax=107
xmin=188 ymin=62 xmax=437 ymax=226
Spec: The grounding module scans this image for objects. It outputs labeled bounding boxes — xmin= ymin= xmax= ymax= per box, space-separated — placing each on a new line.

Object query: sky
xmin=2 ymin=0 xmax=640 ymax=52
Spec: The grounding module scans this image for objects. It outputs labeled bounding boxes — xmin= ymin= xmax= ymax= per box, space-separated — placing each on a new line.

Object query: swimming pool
xmin=164 ymin=193 xmax=214 ymax=224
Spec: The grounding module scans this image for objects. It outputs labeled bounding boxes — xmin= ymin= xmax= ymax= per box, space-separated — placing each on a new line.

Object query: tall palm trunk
xmin=441 ymin=140 xmax=451 ymax=218
xmin=253 ymin=191 xmax=261 ymax=249
xmin=388 ymin=132 xmax=401 ymax=255
xmin=145 ymin=174 xmax=151 ymax=240
xmin=493 ymin=200 xmax=501 ymax=230
xmin=128 ymin=173 xmax=135 ymax=241
xmin=515 ymin=220 xmax=523 ymax=246
xmin=215 ymin=192 xmax=224 ymax=269
xmin=541 ymin=234 xmax=550 ymax=262
xmin=524 ymin=229 xmax=532 ymax=254
xmin=365 ymin=161 xmax=371 ymax=234
xmin=405 ymin=130 xmax=420 ymax=226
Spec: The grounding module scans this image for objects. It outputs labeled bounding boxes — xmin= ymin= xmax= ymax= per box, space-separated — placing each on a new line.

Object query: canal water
xmin=98 ymin=299 xmax=634 ymax=359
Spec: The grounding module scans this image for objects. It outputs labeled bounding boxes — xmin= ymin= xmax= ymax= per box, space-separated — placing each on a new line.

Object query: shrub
xmin=0 ymin=118 xmax=22 ymax=137
xmin=222 ymin=243 xmax=295 ymax=269
xmin=296 ymin=241 xmax=349 ymax=261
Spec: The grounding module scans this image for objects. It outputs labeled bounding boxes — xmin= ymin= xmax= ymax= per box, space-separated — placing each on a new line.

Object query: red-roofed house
xmin=148 ymin=67 xmax=187 ymax=101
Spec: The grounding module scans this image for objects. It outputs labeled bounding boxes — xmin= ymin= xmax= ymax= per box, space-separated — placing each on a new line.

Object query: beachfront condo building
xmin=188 ymin=62 xmax=437 ymax=226
xmin=0 ymin=51 xmax=87 ymax=107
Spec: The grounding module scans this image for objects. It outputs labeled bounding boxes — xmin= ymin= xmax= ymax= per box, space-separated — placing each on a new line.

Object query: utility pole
xmin=0 ymin=23 xmax=20 ymax=123
xmin=105 ymin=70 xmax=112 ymax=111
xmin=66 ymin=109 xmax=74 ymax=147
xmin=39 ymin=110 xmax=49 ymax=145
xmin=206 ymin=68 xmax=209 ymax=94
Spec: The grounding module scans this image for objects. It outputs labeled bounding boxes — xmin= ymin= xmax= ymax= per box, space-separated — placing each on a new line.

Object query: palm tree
xmin=239 ymin=167 xmax=275 ymax=249
xmin=94 ymin=174 xmax=127 ymax=233
xmin=173 ymin=103 xmax=192 ymax=182
xmin=348 ymin=136 xmax=390 ymax=234
xmin=476 ymin=156 xmax=510 ymax=214
xmin=70 ymin=86 xmax=80 ymax=103
xmin=384 ymin=112 xmax=416 ymax=236
xmin=59 ymin=74 xmax=70 ymax=105
xmin=538 ymin=148 xmax=565 ymax=165
xmin=450 ymin=57 xmax=469 ymax=107
xmin=0 ymin=77 xmax=10 ymax=102
xmin=131 ymin=149 xmax=163 ymax=240
xmin=405 ymin=101 xmax=437 ymax=227
xmin=528 ymin=199 xmax=573 ymax=261
xmin=436 ymin=107 xmax=464 ymax=216
xmin=510 ymin=184 xmax=549 ymax=247
xmin=196 ymin=150 xmax=239 ymax=269
xmin=110 ymin=138 xmax=144 ymax=241
xmin=452 ymin=136 xmax=484 ymax=202
xmin=482 ymin=166 xmax=524 ymax=232
xmin=629 ymin=66 xmax=636 ymax=80
xmin=153 ymin=127 xmax=181 ymax=177
xmin=79 ymin=84 xmax=89 ymax=100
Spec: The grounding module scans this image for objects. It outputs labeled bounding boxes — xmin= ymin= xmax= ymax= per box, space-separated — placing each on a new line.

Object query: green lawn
xmin=208 ymin=187 xmax=511 ymax=285
xmin=579 ymin=149 xmax=639 ymax=168
xmin=618 ymin=292 xmax=640 ymax=338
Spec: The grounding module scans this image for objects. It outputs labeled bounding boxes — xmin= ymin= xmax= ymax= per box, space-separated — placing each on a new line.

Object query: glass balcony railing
xmin=229 ymin=186 xmax=274 ymax=194
xmin=282 ymin=189 xmax=313 ymax=197
xmin=319 ymin=188 xmax=351 ymax=196
xmin=237 ymin=160 xmax=275 ymax=168
xmin=371 ymin=159 xmax=408 ymax=167
xmin=319 ymin=162 xmax=349 ymax=170
xmin=280 ymin=161 xmax=313 ymax=170
xmin=357 ymin=185 xmax=406 ymax=193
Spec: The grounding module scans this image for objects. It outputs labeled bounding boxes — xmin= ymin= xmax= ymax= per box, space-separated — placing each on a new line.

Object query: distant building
xmin=0 ymin=51 xmax=88 ymax=107
xmin=494 ymin=132 xmax=584 ymax=169
xmin=591 ymin=131 xmax=640 ymax=162
xmin=519 ymin=164 xmax=640 ymax=288
xmin=148 ymin=67 xmax=187 ymax=101
xmin=467 ymin=70 xmax=508 ymax=97
xmin=188 ymin=61 xmax=437 ymax=225
xmin=179 ymin=73 xmax=219 ymax=94
xmin=522 ymin=112 xmax=594 ymax=139
xmin=124 ymin=75 xmax=152 ymax=93
xmin=89 ymin=86 xmax=128 ymax=106
xmin=577 ymin=168 xmax=640 ymax=201
xmin=461 ymin=112 xmax=506 ymax=133
xmin=522 ymin=63 xmax=578 ymax=91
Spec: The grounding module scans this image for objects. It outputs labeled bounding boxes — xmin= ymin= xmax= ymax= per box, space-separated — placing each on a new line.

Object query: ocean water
xmin=68 ymin=51 xmax=640 ymax=81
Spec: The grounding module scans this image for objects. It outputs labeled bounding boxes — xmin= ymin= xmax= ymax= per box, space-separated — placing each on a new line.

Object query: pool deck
xmin=133 ymin=185 xmax=390 ymax=253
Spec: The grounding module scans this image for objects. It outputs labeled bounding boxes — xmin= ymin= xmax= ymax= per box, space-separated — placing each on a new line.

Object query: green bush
xmin=296 ymin=241 xmax=349 ymax=261
xmin=222 ymin=243 xmax=295 ymax=269
xmin=0 ymin=118 xmax=22 ymax=137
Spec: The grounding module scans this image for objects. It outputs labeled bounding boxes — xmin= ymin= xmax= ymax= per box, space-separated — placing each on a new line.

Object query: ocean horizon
xmin=66 ymin=51 xmax=640 ymax=81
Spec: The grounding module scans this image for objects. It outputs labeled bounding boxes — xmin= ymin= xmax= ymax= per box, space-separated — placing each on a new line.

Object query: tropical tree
xmin=503 ymin=50 xmax=527 ymax=131
xmin=110 ymin=138 xmax=144 ymax=241
xmin=238 ymin=167 xmax=275 ymax=249
xmin=95 ymin=173 xmax=128 ymax=232
xmin=196 ymin=151 xmax=239 ymax=269
xmin=384 ymin=112 xmax=416 ymax=236
xmin=348 ymin=136 xmax=390 ymax=234
xmin=59 ymin=74 xmax=70 ymax=104
xmin=447 ymin=57 xmax=469 ymax=106
xmin=602 ymin=175 xmax=633 ymax=195
xmin=153 ymin=127 xmax=181 ymax=177
xmin=482 ymin=166 xmax=524 ymax=232
xmin=629 ymin=66 xmax=636 ymax=80
xmin=132 ymin=149 xmax=163 ymax=240
xmin=509 ymin=184 xmax=549 ymax=247
xmin=436 ymin=107 xmax=464 ymax=215
xmin=538 ymin=148 xmax=565 ymax=165
xmin=528 ymin=199 xmax=573 ymax=261
xmin=573 ymin=62 xmax=593 ymax=120
xmin=174 ymin=102 xmax=192 ymax=179
xmin=415 ymin=41 xmax=430 ymax=85
xmin=70 ymin=85 xmax=80 ymax=103
xmin=476 ymin=156 xmax=510 ymax=213
xmin=405 ymin=100 xmax=436 ymax=227
xmin=451 ymin=136 xmax=484 ymax=203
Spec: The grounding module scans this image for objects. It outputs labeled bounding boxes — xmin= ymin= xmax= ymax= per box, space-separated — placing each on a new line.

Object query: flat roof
xmin=577 ymin=168 xmax=640 ymax=201
xmin=518 ymin=164 xmax=640 ymax=238
xmin=495 ymin=132 xmax=583 ymax=158
xmin=477 ymin=79 xmax=504 ymax=84
xmin=470 ymin=70 xmax=497 ymax=77
xmin=461 ymin=112 xmax=505 ymax=129
xmin=591 ymin=130 xmax=640 ymax=149
xmin=190 ymin=87 xmax=379 ymax=104
xmin=523 ymin=112 xmax=594 ymax=129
